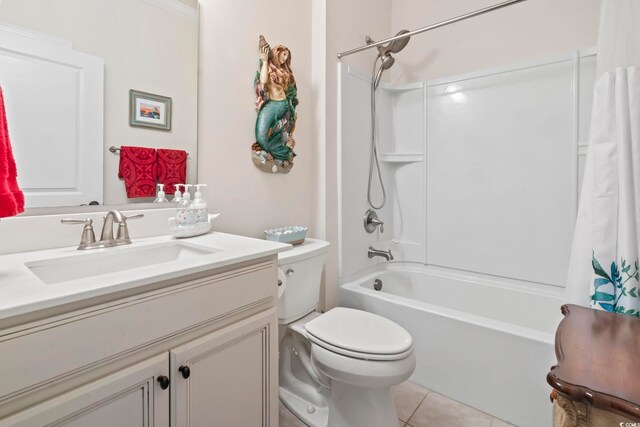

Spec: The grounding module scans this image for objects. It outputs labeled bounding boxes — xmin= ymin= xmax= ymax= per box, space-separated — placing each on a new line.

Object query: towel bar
xmin=109 ymin=146 xmax=189 ymax=156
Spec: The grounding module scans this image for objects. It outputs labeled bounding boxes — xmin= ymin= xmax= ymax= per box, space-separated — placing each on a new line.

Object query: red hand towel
xmin=157 ymin=148 xmax=187 ymax=194
xmin=0 ymin=87 xmax=24 ymax=218
xmin=118 ymin=146 xmax=157 ymax=198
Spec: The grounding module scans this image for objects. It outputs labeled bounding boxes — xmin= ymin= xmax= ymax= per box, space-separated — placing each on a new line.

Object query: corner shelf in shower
xmin=377 ymin=81 xmax=425 ymax=92
xmin=379 ymin=153 xmax=423 ymax=164
xmin=381 ymin=239 xmax=422 ymax=246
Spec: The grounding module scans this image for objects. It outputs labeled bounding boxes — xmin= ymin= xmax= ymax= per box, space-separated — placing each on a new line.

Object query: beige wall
xmin=0 ymin=0 xmax=199 ymax=206
xmin=197 ymin=0 xmax=315 ymax=238
xmin=197 ymin=0 xmax=389 ymax=311
xmin=390 ymin=0 xmax=601 ymax=82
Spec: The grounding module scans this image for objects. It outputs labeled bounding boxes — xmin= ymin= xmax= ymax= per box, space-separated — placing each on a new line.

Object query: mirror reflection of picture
xmin=129 ymin=90 xmax=172 ymax=130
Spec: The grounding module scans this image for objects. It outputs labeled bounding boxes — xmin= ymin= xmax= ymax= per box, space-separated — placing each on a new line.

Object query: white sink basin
xmin=25 ymin=242 xmax=219 ymax=285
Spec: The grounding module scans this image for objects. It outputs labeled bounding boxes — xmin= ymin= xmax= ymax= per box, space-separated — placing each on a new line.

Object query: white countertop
xmin=0 ymin=232 xmax=291 ymax=322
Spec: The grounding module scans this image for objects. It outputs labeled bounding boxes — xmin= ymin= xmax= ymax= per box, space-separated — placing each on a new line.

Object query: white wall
xmin=0 ymin=0 xmax=198 ymax=206
xmin=197 ymin=0 xmax=314 ymax=239
xmin=390 ymin=0 xmax=601 ymax=82
xmin=425 ymin=55 xmax=585 ymax=287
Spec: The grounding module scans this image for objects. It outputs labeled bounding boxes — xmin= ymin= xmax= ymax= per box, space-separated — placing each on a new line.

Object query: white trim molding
xmin=144 ymin=0 xmax=198 ymax=22
xmin=0 ymin=23 xmax=71 ymax=49
xmin=311 ymin=0 xmax=326 ymax=240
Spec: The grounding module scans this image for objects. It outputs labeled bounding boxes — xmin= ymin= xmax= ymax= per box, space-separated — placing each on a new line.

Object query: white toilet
xmin=278 ymin=238 xmax=416 ymax=427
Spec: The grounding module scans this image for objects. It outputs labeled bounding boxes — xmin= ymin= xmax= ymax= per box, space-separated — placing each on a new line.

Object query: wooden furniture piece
xmin=0 ymin=256 xmax=279 ymax=426
xmin=548 ymin=304 xmax=640 ymax=426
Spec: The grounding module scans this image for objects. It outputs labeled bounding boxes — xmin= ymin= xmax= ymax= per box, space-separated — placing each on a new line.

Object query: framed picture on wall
xmin=129 ymin=89 xmax=172 ymax=130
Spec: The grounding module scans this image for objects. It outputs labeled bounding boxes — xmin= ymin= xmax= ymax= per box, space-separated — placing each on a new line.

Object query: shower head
xmin=389 ymin=29 xmax=411 ymax=53
xmin=373 ymin=53 xmax=395 ymax=89
xmin=377 ymin=29 xmax=411 ymax=56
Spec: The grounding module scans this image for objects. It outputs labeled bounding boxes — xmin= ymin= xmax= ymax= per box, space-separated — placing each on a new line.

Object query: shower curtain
xmin=566 ymin=0 xmax=640 ymax=316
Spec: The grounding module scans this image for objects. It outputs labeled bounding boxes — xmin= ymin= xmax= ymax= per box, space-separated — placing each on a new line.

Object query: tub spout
xmin=368 ymin=246 xmax=394 ymax=261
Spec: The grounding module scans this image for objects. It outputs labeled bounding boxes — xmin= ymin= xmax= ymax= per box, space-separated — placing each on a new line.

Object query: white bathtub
xmin=339 ymin=263 xmax=565 ymax=427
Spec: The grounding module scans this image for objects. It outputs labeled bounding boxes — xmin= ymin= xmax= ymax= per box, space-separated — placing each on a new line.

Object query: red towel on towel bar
xmin=0 ymin=86 xmax=24 ymax=218
xmin=118 ymin=146 xmax=157 ymax=198
xmin=156 ymin=148 xmax=187 ymax=194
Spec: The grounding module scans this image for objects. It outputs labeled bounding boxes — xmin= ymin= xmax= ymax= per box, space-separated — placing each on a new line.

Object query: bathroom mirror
xmin=0 ymin=0 xmax=199 ymax=211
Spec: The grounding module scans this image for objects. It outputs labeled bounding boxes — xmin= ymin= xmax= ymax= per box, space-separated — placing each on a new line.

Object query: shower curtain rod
xmin=337 ymin=0 xmax=528 ymax=59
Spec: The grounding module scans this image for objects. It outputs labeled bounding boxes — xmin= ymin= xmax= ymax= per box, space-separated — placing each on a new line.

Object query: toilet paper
xmin=277 ymin=267 xmax=287 ymax=299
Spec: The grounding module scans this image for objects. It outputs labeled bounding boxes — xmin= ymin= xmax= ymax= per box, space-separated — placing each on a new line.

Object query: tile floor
xmin=279 ymin=381 xmax=517 ymax=427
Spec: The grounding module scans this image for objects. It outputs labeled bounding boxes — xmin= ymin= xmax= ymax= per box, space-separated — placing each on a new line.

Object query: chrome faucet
xmin=368 ymin=246 xmax=394 ymax=261
xmin=100 ymin=210 xmax=129 ymax=244
xmin=62 ymin=210 xmax=144 ymax=250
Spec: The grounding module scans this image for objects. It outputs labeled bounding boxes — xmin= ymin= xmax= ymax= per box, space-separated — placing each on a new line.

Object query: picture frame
xmin=129 ymin=89 xmax=172 ymax=130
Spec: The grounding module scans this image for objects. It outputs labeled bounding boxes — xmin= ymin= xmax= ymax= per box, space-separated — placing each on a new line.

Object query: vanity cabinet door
xmin=170 ymin=308 xmax=278 ymax=427
xmin=0 ymin=354 xmax=170 ymax=427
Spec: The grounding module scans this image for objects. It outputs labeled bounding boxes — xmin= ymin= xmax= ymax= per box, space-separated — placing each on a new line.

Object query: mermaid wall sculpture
xmin=252 ymin=35 xmax=298 ymax=173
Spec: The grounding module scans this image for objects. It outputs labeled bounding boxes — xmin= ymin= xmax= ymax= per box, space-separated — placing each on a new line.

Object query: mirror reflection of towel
xmin=117 ymin=146 xmax=157 ymax=198
xmin=157 ymin=148 xmax=187 ymax=194
xmin=0 ymin=86 xmax=24 ymax=218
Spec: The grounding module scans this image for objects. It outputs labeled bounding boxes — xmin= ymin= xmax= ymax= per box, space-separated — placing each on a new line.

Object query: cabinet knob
xmin=179 ymin=365 xmax=191 ymax=379
xmin=157 ymin=375 xmax=170 ymax=390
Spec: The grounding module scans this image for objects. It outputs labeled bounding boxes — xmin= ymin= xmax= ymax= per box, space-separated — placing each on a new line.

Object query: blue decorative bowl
xmin=264 ymin=226 xmax=308 ymax=245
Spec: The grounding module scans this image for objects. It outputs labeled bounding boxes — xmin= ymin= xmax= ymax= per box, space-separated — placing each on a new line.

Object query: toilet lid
xmin=305 ymin=307 xmax=412 ymax=359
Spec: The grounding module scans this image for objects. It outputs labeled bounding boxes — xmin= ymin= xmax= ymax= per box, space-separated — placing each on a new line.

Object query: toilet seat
xmin=307 ymin=333 xmax=413 ymax=361
xmin=305 ymin=307 xmax=413 ymax=361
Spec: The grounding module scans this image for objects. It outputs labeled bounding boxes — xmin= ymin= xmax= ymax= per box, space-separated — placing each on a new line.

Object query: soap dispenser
xmin=172 ymin=184 xmax=184 ymax=203
xmin=154 ymin=184 xmax=168 ymax=203
xmin=176 ymin=184 xmax=195 ymax=226
xmin=192 ymin=184 xmax=208 ymax=223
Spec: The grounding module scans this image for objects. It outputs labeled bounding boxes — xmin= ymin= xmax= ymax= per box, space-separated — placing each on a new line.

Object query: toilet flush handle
xmin=285 ymin=268 xmax=294 ymax=277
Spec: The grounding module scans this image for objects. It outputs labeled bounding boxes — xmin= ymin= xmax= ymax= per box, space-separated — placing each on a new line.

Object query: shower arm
xmin=336 ymin=0 xmax=528 ymax=59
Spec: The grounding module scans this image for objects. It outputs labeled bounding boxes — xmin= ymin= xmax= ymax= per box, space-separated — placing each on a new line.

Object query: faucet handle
xmin=61 ymin=218 xmax=96 ymax=249
xmin=364 ymin=209 xmax=384 ymax=233
xmin=124 ymin=213 xmax=144 ymax=221
xmin=116 ymin=213 xmax=145 ymax=242
xmin=61 ymin=218 xmax=91 ymax=225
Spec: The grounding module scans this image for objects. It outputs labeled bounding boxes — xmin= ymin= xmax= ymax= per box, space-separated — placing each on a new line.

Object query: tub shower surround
xmin=339 ymin=48 xmax=599 ymax=427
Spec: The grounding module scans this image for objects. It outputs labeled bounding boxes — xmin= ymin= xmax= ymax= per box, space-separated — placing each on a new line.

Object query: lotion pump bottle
xmin=176 ymin=184 xmax=195 ymax=226
xmin=154 ymin=184 xmax=168 ymax=203
xmin=172 ymin=184 xmax=184 ymax=203
xmin=191 ymin=184 xmax=208 ymax=223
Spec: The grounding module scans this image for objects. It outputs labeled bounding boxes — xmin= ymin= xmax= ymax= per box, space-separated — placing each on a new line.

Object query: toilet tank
xmin=278 ymin=238 xmax=330 ymax=324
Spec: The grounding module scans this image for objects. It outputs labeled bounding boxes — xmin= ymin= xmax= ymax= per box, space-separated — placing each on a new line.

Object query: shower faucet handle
xmin=364 ymin=209 xmax=384 ymax=233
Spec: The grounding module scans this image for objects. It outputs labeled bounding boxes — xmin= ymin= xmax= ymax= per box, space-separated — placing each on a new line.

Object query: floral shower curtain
xmin=566 ymin=0 xmax=640 ymax=316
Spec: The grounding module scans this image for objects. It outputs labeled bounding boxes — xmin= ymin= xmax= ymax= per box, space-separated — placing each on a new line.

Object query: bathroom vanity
xmin=0 ymin=231 xmax=289 ymax=426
